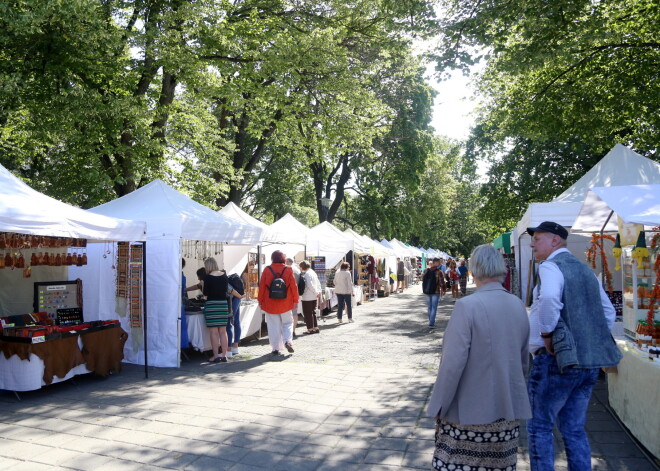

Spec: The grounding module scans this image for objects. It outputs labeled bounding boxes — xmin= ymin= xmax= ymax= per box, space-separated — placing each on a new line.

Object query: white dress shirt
xmin=529 ymin=248 xmax=616 ymax=352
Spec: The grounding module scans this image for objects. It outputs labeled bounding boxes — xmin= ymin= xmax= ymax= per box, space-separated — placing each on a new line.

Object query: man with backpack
xmin=258 ymin=250 xmax=299 ymax=355
xmin=422 ymin=258 xmax=445 ymax=329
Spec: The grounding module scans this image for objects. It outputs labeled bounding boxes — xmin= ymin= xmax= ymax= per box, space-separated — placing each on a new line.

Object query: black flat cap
xmin=527 ymin=221 xmax=568 ymax=239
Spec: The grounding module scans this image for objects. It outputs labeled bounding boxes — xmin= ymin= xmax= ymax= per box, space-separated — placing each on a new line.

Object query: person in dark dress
xmin=201 ymin=257 xmax=231 ymax=363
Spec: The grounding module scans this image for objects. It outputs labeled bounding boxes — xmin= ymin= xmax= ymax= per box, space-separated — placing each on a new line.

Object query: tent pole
xmin=600 ymin=210 xmax=614 ymax=287
xmin=142 ymin=241 xmax=148 ymax=379
xmin=517 ymin=232 xmax=524 ymax=302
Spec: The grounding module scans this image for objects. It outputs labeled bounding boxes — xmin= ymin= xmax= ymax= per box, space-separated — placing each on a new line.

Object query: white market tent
xmin=268 ymin=213 xmax=309 ymax=247
xmin=515 ymin=144 xmax=660 ymax=304
xmin=308 ymin=222 xmax=354 ymax=269
xmin=76 ymin=180 xmax=263 ymax=368
xmin=257 ymin=213 xmax=310 ymax=268
xmin=344 ymin=228 xmax=375 ymax=254
xmin=570 ymin=184 xmax=660 ymax=458
xmin=0 ymin=165 xmax=146 ymax=242
xmin=0 ymin=164 xmax=147 ymax=317
xmin=572 ymin=185 xmax=660 ymax=233
xmin=219 ymin=202 xmax=269 ymax=232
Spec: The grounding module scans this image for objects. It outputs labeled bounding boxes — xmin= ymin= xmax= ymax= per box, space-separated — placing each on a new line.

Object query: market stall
xmin=571 ymin=184 xmax=660 ymax=459
xmin=0 ymin=164 xmax=147 ymax=392
xmin=515 ymin=144 xmax=660 ymax=305
xmin=74 ymin=180 xmax=262 ymax=368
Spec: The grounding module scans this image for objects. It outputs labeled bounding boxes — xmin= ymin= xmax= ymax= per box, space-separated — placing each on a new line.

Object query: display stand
xmin=608 ymin=240 xmax=659 ymax=458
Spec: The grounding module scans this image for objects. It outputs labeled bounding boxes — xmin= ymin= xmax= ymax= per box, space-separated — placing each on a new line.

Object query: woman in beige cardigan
xmin=333 ymin=262 xmax=354 ymax=323
xmin=426 ymin=244 xmax=531 ymax=471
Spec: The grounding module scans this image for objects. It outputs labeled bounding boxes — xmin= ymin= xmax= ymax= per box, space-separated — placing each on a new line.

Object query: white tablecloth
xmin=0 ymin=337 xmax=92 ymax=392
xmin=321 ymin=286 xmax=362 ymax=310
xmin=607 ymin=338 xmax=660 ymax=458
xmin=186 ymin=302 xmax=262 ymax=352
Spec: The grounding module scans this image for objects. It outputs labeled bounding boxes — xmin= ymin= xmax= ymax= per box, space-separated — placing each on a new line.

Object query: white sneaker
xmin=231 ymin=347 xmax=239 ymax=355
xmin=225 ymin=351 xmax=232 ymax=359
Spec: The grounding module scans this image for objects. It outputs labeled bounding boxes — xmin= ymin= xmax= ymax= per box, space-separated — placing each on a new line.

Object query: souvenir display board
xmin=621 ymin=240 xmax=658 ymax=345
xmin=356 ymin=254 xmax=375 ymax=302
xmin=116 ymin=243 xmax=144 ymax=328
xmin=247 ymin=252 xmax=263 ymax=299
xmin=33 ymin=281 xmax=82 ymax=324
xmin=311 ymin=256 xmax=328 ymax=288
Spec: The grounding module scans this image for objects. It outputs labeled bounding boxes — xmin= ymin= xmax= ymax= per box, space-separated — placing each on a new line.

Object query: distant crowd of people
xmin=188 ymin=250 xmax=356 ymax=362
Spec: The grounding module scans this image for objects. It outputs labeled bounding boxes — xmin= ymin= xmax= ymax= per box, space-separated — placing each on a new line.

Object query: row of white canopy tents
xmin=509 ymin=144 xmax=660 ymax=303
xmin=2 ymin=166 xmax=442 ymax=370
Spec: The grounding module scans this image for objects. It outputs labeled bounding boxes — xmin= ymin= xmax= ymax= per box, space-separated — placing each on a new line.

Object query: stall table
xmin=186 ymin=301 xmax=262 ymax=352
xmin=0 ymin=324 xmax=128 ymax=392
xmin=608 ymin=339 xmax=660 ymax=458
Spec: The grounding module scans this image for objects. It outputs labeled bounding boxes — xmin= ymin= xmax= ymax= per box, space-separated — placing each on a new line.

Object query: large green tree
xmin=432 ymin=0 xmax=660 ymax=228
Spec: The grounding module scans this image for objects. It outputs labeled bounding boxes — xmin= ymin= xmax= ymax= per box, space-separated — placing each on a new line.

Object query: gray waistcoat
xmin=550 ymin=252 xmax=622 ymax=370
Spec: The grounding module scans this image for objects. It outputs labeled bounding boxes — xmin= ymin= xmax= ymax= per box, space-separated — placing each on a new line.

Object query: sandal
xmin=303 ymin=330 xmax=314 ymax=335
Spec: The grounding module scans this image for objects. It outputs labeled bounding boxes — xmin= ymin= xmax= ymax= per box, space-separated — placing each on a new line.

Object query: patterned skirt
xmin=459 ymin=276 xmax=468 ymax=293
xmin=203 ymin=300 xmax=230 ymax=327
xmin=433 ymin=418 xmax=520 ymax=471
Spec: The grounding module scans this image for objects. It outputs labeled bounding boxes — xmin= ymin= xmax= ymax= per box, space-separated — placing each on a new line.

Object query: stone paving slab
xmin=1 ymin=283 xmax=658 ymax=470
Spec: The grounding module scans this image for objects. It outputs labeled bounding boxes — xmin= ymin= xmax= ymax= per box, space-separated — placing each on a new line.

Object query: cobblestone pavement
xmin=1 ymin=283 xmax=657 ymax=470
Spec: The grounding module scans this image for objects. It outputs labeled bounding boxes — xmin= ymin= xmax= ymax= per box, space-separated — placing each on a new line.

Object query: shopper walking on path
xmin=299 ymin=260 xmax=322 ymax=334
xmin=446 ymin=260 xmax=460 ymax=300
xmin=334 ymin=261 xmax=355 ymax=323
xmin=457 ymin=259 xmax=468 ymax=296
xmin=427 ymin=244 xmax=531 ymax=471
xmin=258 ymin=250 xmax=299 ymax=355
xmin=526 ymin=221 xmax=622 ymax=471
xmin=422 ymin=257 xmax=444 ymax=329
xmin=396 ymin=257 xmax=405 ymax=293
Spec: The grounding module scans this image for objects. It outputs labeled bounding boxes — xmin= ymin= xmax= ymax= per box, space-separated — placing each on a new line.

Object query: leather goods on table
xmin=0 ymin=326 xmax=128 ymax=385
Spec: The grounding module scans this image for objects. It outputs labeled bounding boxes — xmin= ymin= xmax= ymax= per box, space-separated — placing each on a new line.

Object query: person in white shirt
xmin=526 ymin=221 xmax=621 ymax=471
xmin=334 ymin=261 xmax=354 ymax=323
xmin=298 ymin=260 xmax=322 ymax=334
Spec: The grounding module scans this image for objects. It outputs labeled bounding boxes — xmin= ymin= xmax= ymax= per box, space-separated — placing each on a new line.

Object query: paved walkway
xmin=1 ymin=284 xmax=657 ymax=470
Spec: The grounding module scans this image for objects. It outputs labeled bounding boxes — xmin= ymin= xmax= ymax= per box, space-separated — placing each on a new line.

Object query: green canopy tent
xmin=493 ymin=232 xmax=512 ymax=254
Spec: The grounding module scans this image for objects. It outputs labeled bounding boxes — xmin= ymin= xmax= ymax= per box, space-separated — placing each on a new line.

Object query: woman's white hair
xmin=204 ymin=257 xmax=220 ymax=273
xmin=469 ymin=244 xmax=507 ymax=281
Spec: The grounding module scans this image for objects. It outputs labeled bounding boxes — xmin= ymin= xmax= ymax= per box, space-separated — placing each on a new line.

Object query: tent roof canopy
xmin=516 ymin=144 xmax=660 ymax=241
xmin=219 ymin=202 xmax=269 ymax=229
xmin=91 ymin=179 xmax=262 ymax=244
xmin=554 ymin=144 xmax=660 ymax=203
xmin=571 ymin=184 xmax=660 ymax=233
xmin=267 ymin=213 xmax=309 ymax=246
xmin=0 ymin=163 xmax=146 ymax=241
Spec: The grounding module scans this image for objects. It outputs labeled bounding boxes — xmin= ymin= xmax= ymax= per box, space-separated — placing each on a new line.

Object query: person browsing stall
xmin=334 ymin=261 xmax=354 ymax=323
xmin=201 ymin=258 xmax=231 ymax=363
xmin=526 ymin=221 xmax=621 ymax=471
xmin=299 ymin=260 xmax=322 ymax=334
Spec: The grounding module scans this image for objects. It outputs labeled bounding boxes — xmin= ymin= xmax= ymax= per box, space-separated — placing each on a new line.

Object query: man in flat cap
xmin=526 ymin=221 xmax=621 ymax=470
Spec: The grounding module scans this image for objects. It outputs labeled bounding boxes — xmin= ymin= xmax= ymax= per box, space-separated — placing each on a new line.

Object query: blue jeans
xmin=527 ymin=353 xmax=600 ymax=471
xmin=426 ymin=294 xmax=439 ymax=327
xmin=336 ymin=294 xmax=352 ymax=320
xmin=226 ymin=297 xmax=242 ymax=345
